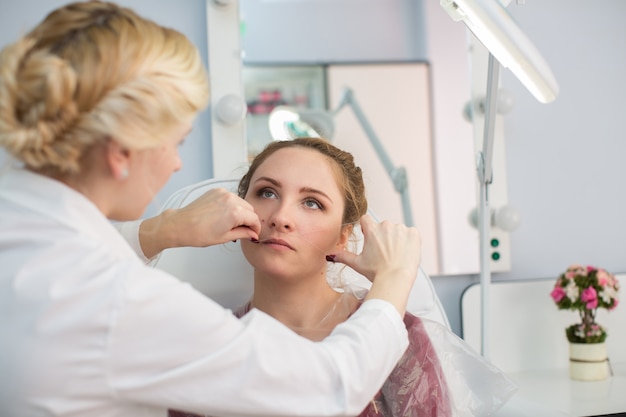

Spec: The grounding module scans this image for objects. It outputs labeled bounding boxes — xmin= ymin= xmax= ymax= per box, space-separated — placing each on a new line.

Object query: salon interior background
xmin=1 ymin=0 xmax=625 ymax=336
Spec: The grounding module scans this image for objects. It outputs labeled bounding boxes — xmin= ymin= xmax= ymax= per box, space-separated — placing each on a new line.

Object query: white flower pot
xmin=569 ymin=342 xmax=610 ymax=381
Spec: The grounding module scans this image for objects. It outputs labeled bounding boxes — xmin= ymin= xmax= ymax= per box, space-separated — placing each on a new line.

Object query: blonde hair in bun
xmin=0 ymin=1 xmax=209 ymax=174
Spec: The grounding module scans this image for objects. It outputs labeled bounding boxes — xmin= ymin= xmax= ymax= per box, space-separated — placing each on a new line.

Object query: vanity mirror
xmin=235 ymin=0 xmax=514 ymax=276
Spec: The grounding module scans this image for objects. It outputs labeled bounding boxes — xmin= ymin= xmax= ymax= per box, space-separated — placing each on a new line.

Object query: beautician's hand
xmin=331 ymin=215 xmax=421 ymax=316
xmin=138 ymin=188 xmax=261 ymax=259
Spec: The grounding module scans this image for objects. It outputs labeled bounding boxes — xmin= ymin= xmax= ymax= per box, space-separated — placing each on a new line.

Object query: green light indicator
xmin=491 ymin=252 xmax=501 ymax=261
xmin=490 ymin=238 xmax=500 ymax=248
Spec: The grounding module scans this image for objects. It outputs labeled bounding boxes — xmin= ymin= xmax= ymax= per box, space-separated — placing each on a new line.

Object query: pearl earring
xmin=120 ymin=168 xmax=129 ymax=179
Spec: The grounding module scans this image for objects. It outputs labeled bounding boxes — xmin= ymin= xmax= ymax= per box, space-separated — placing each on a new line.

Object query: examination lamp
xmin=441 ymin=0 xmax=559 ymax=358
xmin=442 ymin=0 xmax=558 ymax=104
xmin=269 ymin=87 xmax=414 ymax=227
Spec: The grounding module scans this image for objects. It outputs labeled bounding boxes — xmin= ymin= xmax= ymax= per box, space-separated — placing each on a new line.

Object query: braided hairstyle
xmin=0 ymin=1 xmax=209 ymax=174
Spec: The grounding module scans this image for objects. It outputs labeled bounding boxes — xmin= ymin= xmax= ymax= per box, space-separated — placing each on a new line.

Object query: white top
xmin=0 ymin=168 xmax=409 ymax=417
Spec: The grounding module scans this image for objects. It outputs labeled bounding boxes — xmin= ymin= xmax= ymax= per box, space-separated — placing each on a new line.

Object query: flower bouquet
xmin=550 ymin=264 xmax=620 ymax=343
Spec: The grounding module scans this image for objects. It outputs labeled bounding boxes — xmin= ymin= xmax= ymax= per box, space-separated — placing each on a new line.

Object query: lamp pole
xmin=477 ymin=53 xmax=501 ymax=359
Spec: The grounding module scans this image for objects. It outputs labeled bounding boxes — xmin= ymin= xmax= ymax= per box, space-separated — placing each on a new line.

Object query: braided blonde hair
xmin=0 ymin=1 xmax=209 ymax=174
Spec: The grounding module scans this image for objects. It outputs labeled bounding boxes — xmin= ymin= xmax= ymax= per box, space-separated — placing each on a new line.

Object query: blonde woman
xmin=0 ymin=2 xmax=422 ymax=416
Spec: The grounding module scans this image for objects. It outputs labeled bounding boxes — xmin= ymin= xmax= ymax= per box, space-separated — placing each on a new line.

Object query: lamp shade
xmin=441 ymin=0 xmax=559 ymax=103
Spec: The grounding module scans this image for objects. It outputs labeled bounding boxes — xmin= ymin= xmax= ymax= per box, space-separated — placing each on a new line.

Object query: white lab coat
xmin=0 ymin=167 xmax=408 ymax=417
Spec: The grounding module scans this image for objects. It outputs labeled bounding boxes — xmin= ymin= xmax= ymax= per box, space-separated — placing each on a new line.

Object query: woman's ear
xmin=337 ymin=223 xmax=353 ymax=250
xmin=105 ymin=139 xmax=131 ymax=180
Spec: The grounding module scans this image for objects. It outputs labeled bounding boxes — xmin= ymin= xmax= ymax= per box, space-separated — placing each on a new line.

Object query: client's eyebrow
xmin=254 ymin=176 xmax=280 ymax=187
xmin=300 ymin=187 xmax=332 ymax=203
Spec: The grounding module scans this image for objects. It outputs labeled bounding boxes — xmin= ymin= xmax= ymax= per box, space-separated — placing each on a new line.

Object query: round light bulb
xmin=493 ymin=205 xmax=521 ymax=231
xmin=462 ymin=88 xmax=515 ymax=122
xmin=495 ymin=88 xmax=515 ymax=115
xmin=215 ymin=94 xmax=246 ymax=125
xmin=468 ymin=205 xmax=521 ymax=231
xmin=468 ymin=207 xmax=479 ymax=228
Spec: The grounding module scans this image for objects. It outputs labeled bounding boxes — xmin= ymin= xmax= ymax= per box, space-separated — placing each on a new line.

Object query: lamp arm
xmin=335 ymin=87 xmax=414 ymax=227
xmin=479 ymin=54 xmax=500 ymax=185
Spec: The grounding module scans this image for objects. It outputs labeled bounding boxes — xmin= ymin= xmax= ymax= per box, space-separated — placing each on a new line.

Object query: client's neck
xmin=251 ymin=273 xmax=358 ymax=341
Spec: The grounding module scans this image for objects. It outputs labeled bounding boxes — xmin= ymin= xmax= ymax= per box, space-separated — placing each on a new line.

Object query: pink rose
xmin=551 ymin=287 xmax=566 ymax=303
xmin=597 ymin=269 xmax=610 ymax=286
xmin=610 ymin=299 xmax=619 ymax=310
xmin=567 ymin=264 xmax=586 ymax=276
xmin=581 ymin=286 xmax=598 ymax=309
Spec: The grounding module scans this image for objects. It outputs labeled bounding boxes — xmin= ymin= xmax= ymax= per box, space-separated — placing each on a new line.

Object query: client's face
xmin=241 ymin=147 xmax=347 ymax=281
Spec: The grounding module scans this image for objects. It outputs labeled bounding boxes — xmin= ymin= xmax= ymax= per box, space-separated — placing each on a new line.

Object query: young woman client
xmin=164 ymin=138 xmax=516 ymax=417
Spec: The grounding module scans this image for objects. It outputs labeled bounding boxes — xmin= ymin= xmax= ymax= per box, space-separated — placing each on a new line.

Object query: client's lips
xmin=261 ymin=238 xmax=294 ymax=250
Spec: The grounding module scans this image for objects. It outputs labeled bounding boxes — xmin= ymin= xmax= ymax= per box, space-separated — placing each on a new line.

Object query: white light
xmin=441 ymin=0 xmax=559 ymax=103
xmin=493 ymin=205 xmax=521 ymax=231
xmin=268 ymin=107 xmax=299 ymax=141
xmin=268 ymin=106 xmax=335 ymax=141
xmin=463 ymin=88 xmax=515 ymax=121
xmin=495 ymin=88 xmax=515 ymax=114
xmin=468 ymin=204 xmax=521 ymax=231
xmin=215 ymin=94 xmax=247 ymax=126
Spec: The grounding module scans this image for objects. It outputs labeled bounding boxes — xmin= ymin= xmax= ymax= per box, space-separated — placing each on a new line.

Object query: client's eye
xmin=257 ymin=188 xmax=277 ymax=199
xmin=304 ymin=199 xmax=323 ymax=211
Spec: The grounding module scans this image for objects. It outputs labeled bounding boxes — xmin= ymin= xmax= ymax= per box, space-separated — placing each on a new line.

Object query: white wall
xmin=498 ymin=1 xmax=626 ymax=279
xmin=0 ymin=0 xmax=213 ymax=217
xmin=240 ymin=0 xmax=427 ymax=63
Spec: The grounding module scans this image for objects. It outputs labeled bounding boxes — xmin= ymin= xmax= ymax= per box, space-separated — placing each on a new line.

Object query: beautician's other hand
xmin=139 ymin=188 xmax=261 ymax=259
xmin=331 ymin=215 xmax=421 ymax=316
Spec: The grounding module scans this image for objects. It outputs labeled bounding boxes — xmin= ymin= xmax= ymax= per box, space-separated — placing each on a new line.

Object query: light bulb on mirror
xmin=468 ymin=204 xmax=521 ymax=231
xmin=215 ymin=94 xmax=247 ymax=126
xmin=493 ymin=204 xmax=521 ymax=231
xmin=463 ymin=88 xmax=514 ymax=122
